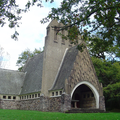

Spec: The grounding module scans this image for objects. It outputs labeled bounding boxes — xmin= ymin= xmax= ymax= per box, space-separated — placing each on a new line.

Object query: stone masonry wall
xmin=18 ymin=98 xmax=42 ymax=111
xmin=48 ymin=97 xmax=61 ymax=112
xmin=0 ymin=94 xmax=71 ymax=112
xmin=99 ymin=96 xmax=106 ymax=111
xmin=67 ymin=47 xmax=102 ymax=95
xmin=60 ymin=93 xmax=71 ymax=112
xmin=0 ymin=99 xmax=18 ymax=109
xmin=0 ymin=95 xmax=105 ymax=112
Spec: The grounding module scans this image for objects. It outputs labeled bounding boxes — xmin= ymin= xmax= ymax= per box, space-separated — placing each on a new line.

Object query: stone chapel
xmin=0 ymin=20 xmax=105 ymax=112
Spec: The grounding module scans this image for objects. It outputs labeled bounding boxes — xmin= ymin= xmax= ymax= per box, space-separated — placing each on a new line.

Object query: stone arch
xmin=71 ymin=81 xmax=99 ymax=109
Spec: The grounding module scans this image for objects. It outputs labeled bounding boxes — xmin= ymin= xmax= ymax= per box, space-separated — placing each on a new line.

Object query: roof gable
xmin=0 ymin=69 xmax=25 ymax=95
xmin=51 ymin=46 xmax=78 ymax=90
xmin=20 ymin=52 xmax=44 ymax=94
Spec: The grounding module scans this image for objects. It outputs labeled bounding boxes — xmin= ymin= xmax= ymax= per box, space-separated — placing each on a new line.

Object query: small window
xmin=3 ymin=96 xmax=6 ymax=99
xmin=52 ymin=92 xmax=54 ymax=96
xmin=60 ymin=91 xmax=62 ymax=95
xmin=13 ymin=96 xmax=16 ymax=99
xmin=22 ymin=96 xmax=23 ymax=99
xmin=8 ymin=96 xmax=11 ymax=99
xmin=35 ymin=94 xmax=37 ymax=98
xmin=32 ymin=94 xmax=34 ymax=98
xmin=56 ymin=92 xmax=58 ymax=96
xmin=38 ymin=93 xmax=40 ymax=97
xmin=27 ymin=95 xmax=28 ymax=99
xmin=25 ymin=96 xmax=26 ymax=99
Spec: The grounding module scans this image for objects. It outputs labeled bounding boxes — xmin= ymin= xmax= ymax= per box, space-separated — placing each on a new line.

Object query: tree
xmin=104 ymin=82 xmax=120 ymax=109
xmin=91 ymin=57 xmax=120 ymax=87
xmin=0 ymin=0 xmax=22 ymax=40
xmin=0 ymin=0 xmax=42 ymax=40
xmin=86 ymin=35 xmax=120 ymax=61
xmin=41 ymin=0 xmax=120 ymax=49
xmin=16 ymin=48 xmax=41 ymax=71
xmin=0 ymin=45 xmax=10 ymax=68
xmin=1 ymin=0 xmax=120 ymax=45
xmin=91 ymin=57 xmax=120 ymax=109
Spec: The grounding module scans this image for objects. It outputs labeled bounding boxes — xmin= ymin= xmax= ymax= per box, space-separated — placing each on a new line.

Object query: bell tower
xmin=41 ymin=19 xmax=72 ymax=96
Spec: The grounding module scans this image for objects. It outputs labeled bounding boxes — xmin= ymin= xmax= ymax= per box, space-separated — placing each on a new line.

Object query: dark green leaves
xmin=41 ymin=0 xmax=120 ymax=49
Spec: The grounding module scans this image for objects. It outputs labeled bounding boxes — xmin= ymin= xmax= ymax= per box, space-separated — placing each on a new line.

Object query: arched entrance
xmin=71 ymin=81 xmax=99 ymax=109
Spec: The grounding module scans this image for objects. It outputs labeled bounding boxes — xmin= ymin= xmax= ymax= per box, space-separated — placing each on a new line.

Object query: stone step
xmin=66 ymin=108 xmax=105 ymax=113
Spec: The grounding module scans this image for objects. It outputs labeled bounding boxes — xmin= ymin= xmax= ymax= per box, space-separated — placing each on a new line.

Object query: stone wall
xmin=18 ymin=98 xmax=42 ymax=111
xmin=0 ymin=95 xmax=105 ymax=112
xmin=48 ymin=97 xmax=61 ymax=112
xmin=99 ymin=96 xmax=106 ymax=111
xmin=60 ymin=93 xmax=71 ymax=112
xmin=66 ymin=47 xmax=102 ymax=95
xmin=0 ymin=94 xmax=71 ymax=112
xmin=0 ymin=99 xmax=18 ymax=109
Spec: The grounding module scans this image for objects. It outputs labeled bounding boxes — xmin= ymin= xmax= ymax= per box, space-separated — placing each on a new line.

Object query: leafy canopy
xmin=86 ymin=35 xmax=120 ymax=61
xmin=0 ymin=0 xmax=43 ymax=40
xmin=41 ymin=0 xmax=120 ymax=47
xmin=92 ymin=57 xmax=120 ymax=87
xmin=1 ymin=0 xmax=120 ymax=44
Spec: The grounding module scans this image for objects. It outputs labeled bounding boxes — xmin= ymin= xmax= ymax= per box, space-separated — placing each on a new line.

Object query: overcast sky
xmin=0 ymin=0 xmax=62 ymax=70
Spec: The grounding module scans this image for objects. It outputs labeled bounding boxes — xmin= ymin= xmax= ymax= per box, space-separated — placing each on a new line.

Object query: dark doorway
xmin=71 ymin=84 xmax=96 ymax=108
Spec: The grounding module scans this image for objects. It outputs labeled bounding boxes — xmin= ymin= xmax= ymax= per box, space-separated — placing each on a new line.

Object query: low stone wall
xmin=0 ymin=94 xmax=105 ymax=112
xmin=48 ymin=97 xmax=61 ymax=112
xmin=18 ymin=98 xmax=42 ymax=111
xmin=0 ymin=99 xmax=18 ymax=109
xmin=99 ymin=96 xmax=106 ymax=111
xmin=0 ymin=94 xmax=71 ymax=112
xmin=48 ymin=93 xmax=71 ymax=112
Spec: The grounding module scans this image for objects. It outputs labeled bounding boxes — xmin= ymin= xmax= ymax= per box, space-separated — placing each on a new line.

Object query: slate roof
xmin=20 ymin=52 xmax=44 ymax=95
xmin=0 ymin=69 xmax=25 ymax=95
xmin=51 ymin=46 xmax=78 ymax=90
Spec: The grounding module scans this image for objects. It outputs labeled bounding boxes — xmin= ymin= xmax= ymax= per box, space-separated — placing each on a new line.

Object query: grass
xmin=0 ymin=109 xmax=120 ymax=120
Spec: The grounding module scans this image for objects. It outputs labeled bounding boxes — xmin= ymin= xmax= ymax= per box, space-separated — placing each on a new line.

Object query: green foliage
xmin=104 ymin=82 xmax=120 ymax=98
xmin=106 ymin=97 xmax=120 ymax=110
xmin=0 ymin=0 xmax=22 ymax=40
xmin=0 ymin=109 xmax=120 ymax=120
xmin=91 ymin=57 xmax=120 ymax=87
xmin=16 ymin=48 xmax=41 ymax=71
xmin=0 ymin=0 xmax=43 ymax=40
xmin=1 ymin=0 xmax=120 ymax=44
xmin=41 ymin=0 xmax=120 ymax=48
xmin=86 ymin=36 xmax=120 ymax=60
xmin=92 ymin=57 xmax=120 ymax=109
xmin=104 ymin=82 xmax=120 ymax=109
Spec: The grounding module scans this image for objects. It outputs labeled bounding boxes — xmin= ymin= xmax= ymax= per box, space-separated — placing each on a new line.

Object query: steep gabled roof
xmin=0 ymin=69 xmax=25 ymax=95
xmin=20 ymin=52 xmax=44 ymax=95
xmin=51 ymin=46 xmax=78 ymax=90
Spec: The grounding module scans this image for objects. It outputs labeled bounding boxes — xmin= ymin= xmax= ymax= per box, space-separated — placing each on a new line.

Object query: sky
xmin=0 ymin=0 xmax=62 ymax=70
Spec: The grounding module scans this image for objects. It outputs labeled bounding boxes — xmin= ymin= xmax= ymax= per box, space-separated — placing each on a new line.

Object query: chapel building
xmin=0 ymin=20 xmax=105 ymax=112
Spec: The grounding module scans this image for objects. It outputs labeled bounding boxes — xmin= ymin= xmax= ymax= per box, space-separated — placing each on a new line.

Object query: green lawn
xmin=0 ymin=109 xmax=120 ymax=120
